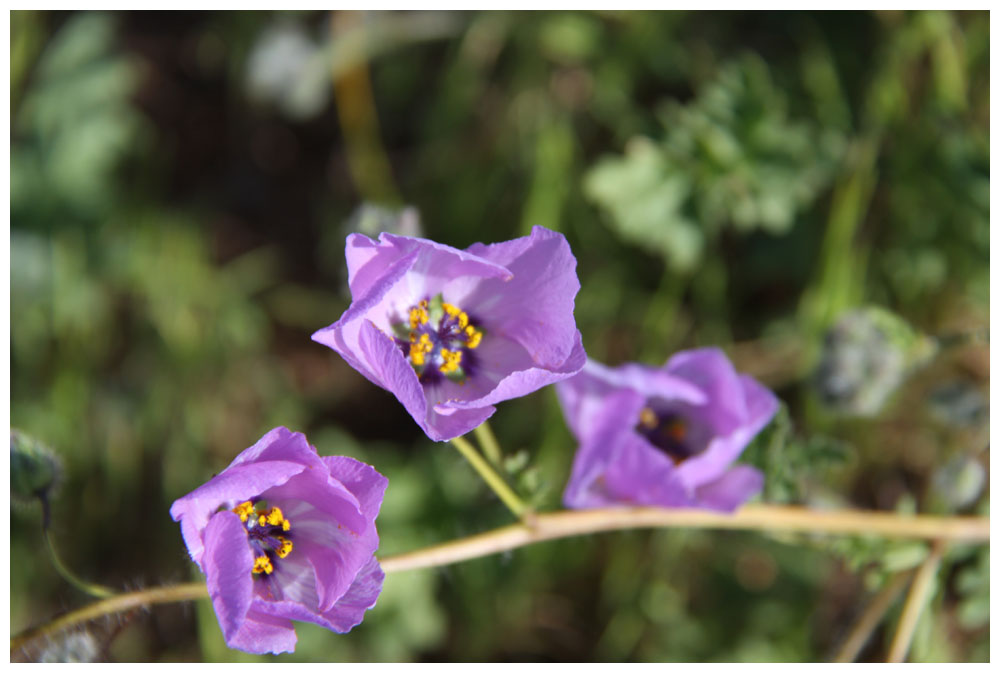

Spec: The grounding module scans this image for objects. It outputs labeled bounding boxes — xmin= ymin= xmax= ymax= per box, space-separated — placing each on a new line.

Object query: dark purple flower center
xmin=393 ymin=296 xmax=483 ymax=384
xmin=232 ymin=500 xmax=293 ymax=577
xmin=636 ymin=406 xmax=698 ymax=464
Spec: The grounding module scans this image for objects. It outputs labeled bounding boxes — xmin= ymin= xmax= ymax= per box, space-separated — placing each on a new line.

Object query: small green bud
xmin=931 ymin=454 xmax=986 ymax=511
xmin=814 ymin=307 xmax=937 ymax=416
xmin=10 ymin=429 xmax=62 ymax=505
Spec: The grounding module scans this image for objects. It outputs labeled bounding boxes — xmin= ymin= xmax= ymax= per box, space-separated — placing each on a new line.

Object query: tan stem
xmin=10 ymin=582 xmax=209 ymax=652
xmin=886 ymin=540 xmax=947 ymax=663
xmin=831 ymin=570 xmax=913 ymax=663
xmin=12 ymin=507 xmax=986 ymax=653
xmin=380 ymin=506 xmax=986 ymax=573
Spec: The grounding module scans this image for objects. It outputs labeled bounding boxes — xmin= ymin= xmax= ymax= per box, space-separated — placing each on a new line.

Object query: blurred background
xmin=9 ymin=10 xmax=988 ymax=662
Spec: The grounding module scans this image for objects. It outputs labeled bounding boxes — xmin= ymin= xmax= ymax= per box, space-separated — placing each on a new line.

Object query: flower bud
xmin=814 ymin=307 xmax=937 ymax=416
xmin=10 ymin=429 xmax=62 ymax=506
xmin=931 ymin=454 xmax=986 ymax=511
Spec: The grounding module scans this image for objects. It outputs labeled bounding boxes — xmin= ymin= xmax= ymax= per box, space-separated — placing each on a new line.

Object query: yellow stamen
xmin=639 ymin=407 xmax=658 ymax=430
xmin=439 ymin=348 xmax=463 ymax=374
xmin=466 ymin=329 xmax=482 ymax=349
xmin=408 ymin=306 xmax=429 ymax=330
xmin=442 ymin=303 xmax=470 ymax=329
xmin=253 ymin=555 xmax=274 ymax=575
xmin=409 ymin=333 xmax=433 ymax=366
xmin=265 ymin=506 xmax=284 ymax=527
xmin=282 ymin=519 xmax=291 ymax=532
xmin=232 ymin=501 xmax=254 ymax=523
xmin=276 ymin=537 xmax=293 ymax=558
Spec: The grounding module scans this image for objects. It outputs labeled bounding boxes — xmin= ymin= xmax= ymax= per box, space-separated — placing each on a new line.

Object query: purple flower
xmin=312 ymin=226 xmax=587 ymax=441
xmin=557 ymin=348 xmax=778 ymax=512
xmin=170 ymin=427 xmax=387 ymax=655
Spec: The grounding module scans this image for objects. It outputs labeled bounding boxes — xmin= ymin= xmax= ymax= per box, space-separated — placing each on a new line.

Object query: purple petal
xmin=556 ymin=358 xmax=706 ymax=442
xmin=693 ymin=465 xmax=764 ymax=512
xmin=262 ymin=469 xmax=366 ymax=535
xmin=202 ymin=512 xmax=254 ymax=643
xmin=255 ymin=556 xmax=384 ymax=634
xmin=353 ymin=319 xmax=434 ymax=436
xmin=443 ymin=330 xmax=586 ymax=411
xmin=228 ymin=427 xmax=325 ymax=472
xmin=225 ymin=607 xmax=298 ymax=655
xmin=463 ymin=226 xmax=580 ymax=367
xmin=603 ymin=433 xmax=692 ymax=508
xmin=739 ymin=374 xmax=781 ymax=431
xmin=170 ymin=460 xmax=307 ymax=567
xmin=269 ymin=496 xmax=379 ymax=611
xmin=322 ymin=456 xmax=388 ymax=523
xmin=563 ymin=388 xmax=647 ymax=508
xmin=352 ymin=318 xmax=497 ymax=442
xmin=664 ymin=348 xmax=746 ymax=434
xmin=260 ymin=552 xmax=321 ymax=607
xmin=319 ymin=556 xmax=385 ymax=632
xmin=674 ymin=375 xmax=778 ymax=490
xmin=312 ymin=250 xmax=422 ymax=388
xmin=340 ymin=232 xmax=512 ymax=319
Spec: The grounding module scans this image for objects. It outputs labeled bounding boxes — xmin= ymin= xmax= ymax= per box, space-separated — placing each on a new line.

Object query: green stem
xmin=41 ymin=494 xmax=116 ymax=600
xmin=472 ymin=421 xmax=503 ymax=466
xmin=449 ymin=435 xmax=530 ymax=519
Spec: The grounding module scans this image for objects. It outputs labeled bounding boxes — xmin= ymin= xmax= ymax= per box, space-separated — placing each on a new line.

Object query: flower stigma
xmin=393 ymin=294 xmax=484 ymax=383
xmin=231 ymin=500 xmax=294 ymax=576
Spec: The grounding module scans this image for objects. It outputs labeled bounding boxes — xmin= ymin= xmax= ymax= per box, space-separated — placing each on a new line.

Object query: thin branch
xmin=44 ymin=528 xmax=117 ymax=600
xmin=10 ymin=582 xmax=209 ymax=653
xmin=380 ymin=506 xmax=987 ymax=573
xmin=472 ymin=421 xmax=503 ymax=466
xmin=886 ymin=539 xmax=947 ymax=663
xmin=831 ymin=570 xmax=913 ymax=663
xmin=11 ymin=506 xmax=987 ymax=653
xmin=449 ymin=435 xmax=531 ymax=520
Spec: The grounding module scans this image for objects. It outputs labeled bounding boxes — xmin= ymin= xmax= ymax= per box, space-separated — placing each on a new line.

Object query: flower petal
xmin=268 ymin=497 xmax=379 ymax=611
xmin=202 ymin=511 xmax=254 ymax=643
xmin=318 ymin=556 xmax=385 ymax=632
xmin=225 ymin=607 xmax=298 ymax=655
xmin=442 ymin=330 xmax=586 ymax=411
xmin=463 ymin=226 xmax=580 ymax=366
xmin=251 ymin=556 xmax=384 ymax=635
xmin=262 ymin=469 xmax=366 ymax=535
xmin=664 ymin=347 xmax=747 ymax=434
xmin=693 ymin=465 xmax=764 ymax=512
xmin=322 ymin=456 xmax=389 ymax=523
xmin=229 ymin=426 xmax=325 ymax=472
xmin=354 ymin=318 xmax=433 ymax=435
xmin=563 ymin=388 xmax=647 ymax=508
xmin=558 ymin=350 xmax=778 ymax=513
xmin=170 ymin=460 xmax=307 ymax=567
xmin=312 ymin=249 xmax=421 ymax=388
xmin=603 ymin=433 xmax=691 ymax=508
xmin=674 ymin=375 xmax=778 ymax=489
xmin=557 ymin=358 xmax=706 ymax=442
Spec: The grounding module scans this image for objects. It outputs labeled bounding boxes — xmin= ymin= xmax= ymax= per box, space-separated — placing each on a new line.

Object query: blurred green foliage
xmin=10 ymin=9 xmax=988 ymax=663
